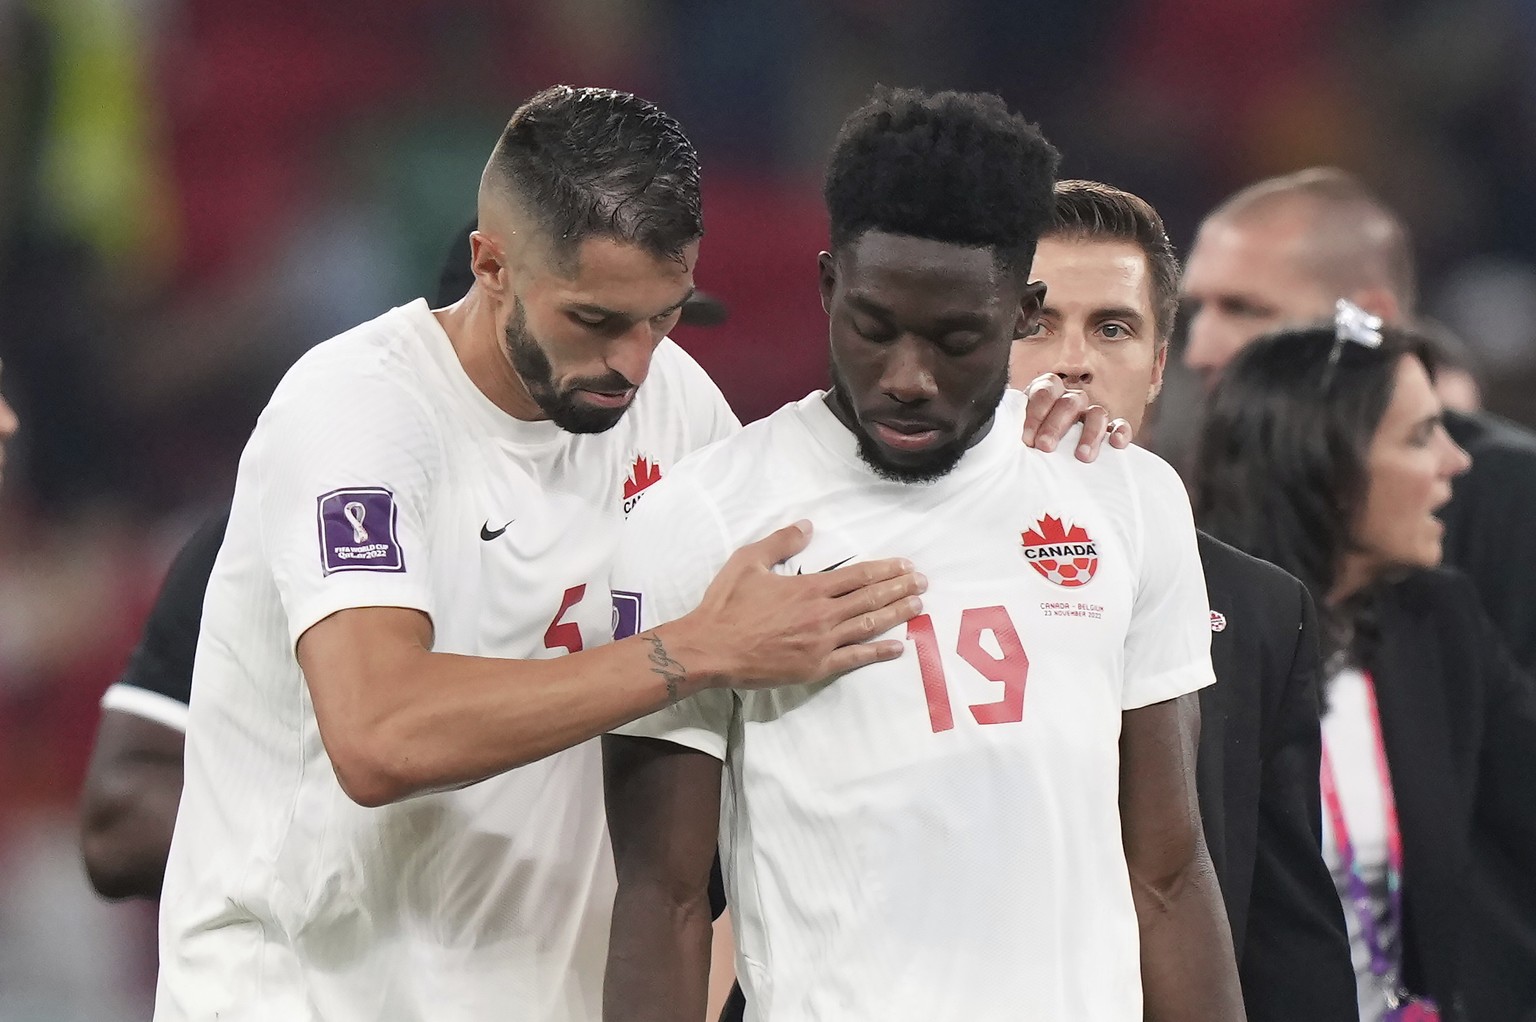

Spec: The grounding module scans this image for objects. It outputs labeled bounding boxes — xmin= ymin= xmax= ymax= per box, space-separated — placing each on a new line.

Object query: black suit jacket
xmin=1196 ymin=532 xmax=1356 ymax=1021
xmin=1366 ymin=569 xmax=1536 ymax=1022
xmin=1441 ymin=410 xmax=1536 ymax=672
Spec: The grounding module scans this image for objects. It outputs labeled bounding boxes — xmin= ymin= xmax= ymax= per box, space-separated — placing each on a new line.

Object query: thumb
xmin=738 ymin=519 xmax=813 ymax=567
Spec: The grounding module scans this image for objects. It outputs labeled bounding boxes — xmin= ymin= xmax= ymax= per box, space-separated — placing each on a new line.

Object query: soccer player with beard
xmin=153 ymin=87 xmax=931 ymax=1022
xmin=603 ymin=88 xmax=1242 ymax=1021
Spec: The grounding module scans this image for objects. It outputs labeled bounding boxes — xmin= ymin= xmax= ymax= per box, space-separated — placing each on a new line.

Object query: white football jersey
xmin=613 ymin=390 xmax=1215 ymax=1021
xmin=155 ymin=299 xmax=737 ymax=1022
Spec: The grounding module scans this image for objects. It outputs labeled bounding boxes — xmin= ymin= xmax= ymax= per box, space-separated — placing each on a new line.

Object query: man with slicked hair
xmin=1015 ymin=179 xmax=1356 ymax=1022
xmin=1182 ymin=167 xmax=1536 ymax=673
xmin=152 ymin=86 xmax=931 ymax=1022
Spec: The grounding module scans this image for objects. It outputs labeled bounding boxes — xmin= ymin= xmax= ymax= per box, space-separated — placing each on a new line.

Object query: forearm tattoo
xmin=643 ymin=631 xmax=687 ymax=703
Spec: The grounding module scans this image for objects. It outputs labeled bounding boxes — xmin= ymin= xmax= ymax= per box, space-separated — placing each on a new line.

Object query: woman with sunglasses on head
xmin=1194 ymin=303 xmax=1536 ymax=1022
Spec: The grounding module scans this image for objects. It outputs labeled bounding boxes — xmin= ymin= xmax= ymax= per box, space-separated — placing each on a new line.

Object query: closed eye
xmin=851 ymin=313 xmax=896 ymax=343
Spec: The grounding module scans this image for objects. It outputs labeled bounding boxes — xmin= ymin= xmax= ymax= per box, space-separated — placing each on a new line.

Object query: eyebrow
xmin=568 ymin=286 xmax=697 ymax=321
xmin=845 ymin=294 xmax=990 ymax=332
xmin=1039 ymin=304 xmax=1146 ymax=323
xmin=1089 ymin=306 xmax=1145 ymax=324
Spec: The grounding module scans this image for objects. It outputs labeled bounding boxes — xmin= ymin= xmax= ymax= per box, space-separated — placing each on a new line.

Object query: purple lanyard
xmin=1320 ymin=670 xmax=1403 ymax=984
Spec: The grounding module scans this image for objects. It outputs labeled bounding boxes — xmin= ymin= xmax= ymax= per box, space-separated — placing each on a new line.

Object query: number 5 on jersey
xmin=544 ymin=584 xmax=587 ymax=654
xmin=907 ymin=607 xmax=1030 ymax=733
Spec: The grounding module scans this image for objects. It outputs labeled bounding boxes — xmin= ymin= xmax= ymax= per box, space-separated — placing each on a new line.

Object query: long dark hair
xmin=1193 ymin=325 xmax=1429 ymax=664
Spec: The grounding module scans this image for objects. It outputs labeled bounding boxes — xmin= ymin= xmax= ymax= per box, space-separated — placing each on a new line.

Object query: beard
xmin=828 ymin=355 xmax=1007 ymax=485
xmin=502 ymin=298 xmax=634 ymax=434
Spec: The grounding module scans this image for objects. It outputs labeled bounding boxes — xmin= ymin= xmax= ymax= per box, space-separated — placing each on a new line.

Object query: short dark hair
xmin=1049 ymin=181 xmax=1180 ymax=346
xmin=1193 ymin=324 xmax=1435 ymax=658
xmin=486 ymin=86 xmax=702 ymax=265
xmin=824 ymin=87 xmax=1059 ymax=274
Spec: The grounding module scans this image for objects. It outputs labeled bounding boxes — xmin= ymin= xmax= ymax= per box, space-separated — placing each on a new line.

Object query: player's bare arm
xmin=1018 ymin=372 xmax=1133 ymax=461
xmin=297 ymin=521 xmax=925 ymax=807
xmin=1120 ymin=693 xmax=1247 ymax=1021
xmin=80 ymin=710 xmax=184 ymax=899
xmin=602 ymin=734 xmax=722 ymax=1022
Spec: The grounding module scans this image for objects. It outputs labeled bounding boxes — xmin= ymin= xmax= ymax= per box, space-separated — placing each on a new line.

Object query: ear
xmin=1015 ymin=280 xmax=1047 ymax=339
xmin=1349 ymin=286 xmax=1402 ymax=326
xmin=818 ymin=251 xmax=838 ymax=316
xmin=1147 ymin=340 xmax=1170 ymax=404
xmin=470 ymin=231 xmax=509 ymax=297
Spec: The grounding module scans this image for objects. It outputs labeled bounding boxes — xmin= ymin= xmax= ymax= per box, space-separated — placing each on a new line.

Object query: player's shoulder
xmin=263 ymin=302 xmax=442 ymax=428
xmin=624 ymin=399 xmax=806 ymax=532
xmin=631 ymin=338 xmax=726 ymax=411
xmin=1196 ymin=530 xmax=1304 ymax=602
xmin=651 ymin=403 xmax=786 ymax=495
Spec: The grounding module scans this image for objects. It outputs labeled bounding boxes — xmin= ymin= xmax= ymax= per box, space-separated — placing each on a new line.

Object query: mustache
xmin=567 ymin=370 xmax=635 ymax=393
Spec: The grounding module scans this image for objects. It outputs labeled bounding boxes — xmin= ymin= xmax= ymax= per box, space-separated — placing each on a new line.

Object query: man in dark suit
xmin=1181 ymin=166 xmax=1536 ymax=672
xmin=1009 ymin=180 xmax=1356 ymax=1020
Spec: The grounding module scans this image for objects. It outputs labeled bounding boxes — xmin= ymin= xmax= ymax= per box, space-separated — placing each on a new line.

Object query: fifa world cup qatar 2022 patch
xmin=317 ymin=487 xmax=406 ymax=574
xmin=611 ymin=591 xmax=643 ymax=640
xmin=1021 ymin=514 xmax=1098 ymax=588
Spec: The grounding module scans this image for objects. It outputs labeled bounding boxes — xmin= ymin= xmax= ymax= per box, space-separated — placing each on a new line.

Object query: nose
xmin=604 ymin=321 xmax=664 ymax=390
xmin=1054 ymin=329 xmax=1092 ymax=389
xmin=0 ymin=394 xmax=17 ymax=443
xmin=880 ymin=336 xmax=938 ymax=405
xmin=1440 ymin=431 xmax=1472 ymax=479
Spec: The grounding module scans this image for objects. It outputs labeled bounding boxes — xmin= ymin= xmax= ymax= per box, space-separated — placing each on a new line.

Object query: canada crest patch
xmin=1022 ymin=515 xmax=1098 ymax=588
xmin=623 ymin=455 xmax=662 ymax=515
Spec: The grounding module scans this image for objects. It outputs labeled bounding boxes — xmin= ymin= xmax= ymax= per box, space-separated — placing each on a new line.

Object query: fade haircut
xmin=1209 ymin=167 xmax=1418 ymax=314
xmin=824 ymin=87 xmax=1060 ymax=275
xmin=1048 ymin=180 xmax=1180 ymax=347
xmin=485 ymin=86 xmax=702 ymax=267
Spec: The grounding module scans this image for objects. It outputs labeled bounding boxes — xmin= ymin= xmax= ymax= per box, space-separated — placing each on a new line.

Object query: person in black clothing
xmin=1007 ymin=180 xmax=1355 ymax=1021
xmin=1181 ymin=166 xmax=1536 ymax=672
xmin=1195 ymin=317 xmax=1536 ymax=1021
xmin=80 ymin=512 xmax=228 ymax=898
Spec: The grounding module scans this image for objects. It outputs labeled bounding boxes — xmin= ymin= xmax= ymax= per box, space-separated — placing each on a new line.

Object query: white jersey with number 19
xmin=613 ymin=389 xmax=1215 ymax=1021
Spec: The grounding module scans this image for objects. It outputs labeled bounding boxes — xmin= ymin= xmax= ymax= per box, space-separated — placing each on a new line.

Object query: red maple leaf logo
xmin=1021 ymin=515 xmax=1091 ymax=547
xmin=623 ymin=455 xmax=662 ymax=501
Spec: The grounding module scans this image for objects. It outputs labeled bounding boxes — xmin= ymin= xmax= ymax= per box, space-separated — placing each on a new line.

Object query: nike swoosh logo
xmin=480 ymin=520 xmax=512 ymax=541
xmin=797 ymin=555 xmax=855 ymax=575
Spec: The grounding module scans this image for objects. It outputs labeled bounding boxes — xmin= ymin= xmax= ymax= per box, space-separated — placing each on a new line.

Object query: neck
xmin=1328 ymin=553 xmax=1375 ymax=606
xmin=434 ymin=289 xmax=544 ymax=421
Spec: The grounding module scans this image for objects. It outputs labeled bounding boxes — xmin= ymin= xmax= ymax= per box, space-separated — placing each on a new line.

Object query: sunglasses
xmin=1320 ymin=298 xmax=1384 ymax=390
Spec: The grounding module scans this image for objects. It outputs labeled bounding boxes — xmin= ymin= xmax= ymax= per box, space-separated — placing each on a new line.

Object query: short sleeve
xmin=100 ymin=509 xmax=231 ymax=731
xmin=609 ymin=471 xmax=736 ymax=761
xmin=1121 ymin=452 xmax=1217 ymax=709
xmin=252 ymin=366 xmax=440 ymax=647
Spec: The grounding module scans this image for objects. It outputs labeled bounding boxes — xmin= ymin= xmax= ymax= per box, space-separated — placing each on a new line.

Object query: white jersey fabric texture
xmin=155 ymin=299 xmax=737 ymax=1022
xmin=613 ymin=390 xmax=1216 ymax=1022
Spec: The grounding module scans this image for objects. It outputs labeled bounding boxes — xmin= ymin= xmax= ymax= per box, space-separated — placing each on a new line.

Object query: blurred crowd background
xmin=2 ymin=0 xmax=1535 ymax=1017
